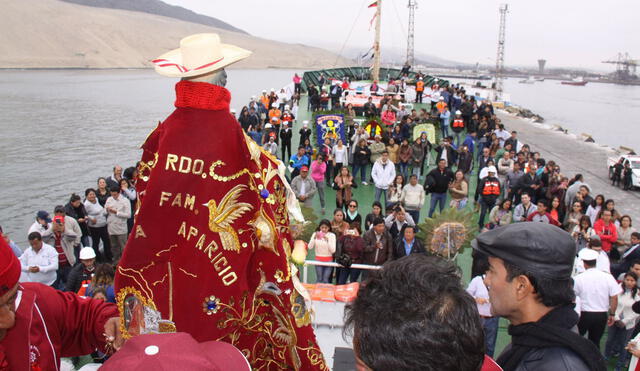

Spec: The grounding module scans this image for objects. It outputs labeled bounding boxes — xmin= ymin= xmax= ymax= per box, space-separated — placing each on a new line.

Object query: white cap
xmin=251 ymin=95 xmax=256 ymax=100
xmin=265 ymin=123 xmax=272 ymax=129
xmin=271 ymin=103 xmax=277 ymax=108
xmin=262 ymin=89 xmax=266 ymax=93
xmin=284 ymin=104 xmax=290 ymax=109
xmin=486 ymin=166 xmax=497 ymax=174
xmin=271 ymin=116 xmax=278 ymax=121
xmin=270 ymin=88 xmax=275 ymax=92
xmin=439 ymin=96 xmax=444 ymax=100
xmin=230 ymin=108 xmax=236 ymax=113
xmin=455 ymin=110 xmax=462 ymax=115
xmin=79 ymin=247 xmax=96 ymax=260
xmin=578 ymin=248 xmax=599 ymax=261
xmin=303 ymin=120 xmax=309 ymax=127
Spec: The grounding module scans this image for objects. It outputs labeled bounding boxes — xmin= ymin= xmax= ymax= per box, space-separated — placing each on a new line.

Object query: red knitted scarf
xmin=174 ymin=80 xmax=231 ymax=111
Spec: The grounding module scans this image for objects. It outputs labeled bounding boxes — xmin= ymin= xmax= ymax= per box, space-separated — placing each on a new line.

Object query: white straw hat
xmin=152 ymin=33 xmax=251 ymax=78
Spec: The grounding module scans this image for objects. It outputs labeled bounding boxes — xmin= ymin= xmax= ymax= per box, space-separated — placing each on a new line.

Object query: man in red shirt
xmin=0 ymin=237 xmax=122 ymax=370
xmin=593 ymin=209 xmax=618 ymax=253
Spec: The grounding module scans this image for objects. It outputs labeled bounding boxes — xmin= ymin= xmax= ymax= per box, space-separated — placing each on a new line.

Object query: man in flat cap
xmin=475 ymin=223 xmax=606 ymax=371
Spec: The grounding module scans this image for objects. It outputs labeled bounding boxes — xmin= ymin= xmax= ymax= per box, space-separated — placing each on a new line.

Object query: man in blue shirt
xmin=393 ymin=225 xmax=425 ymax=259
xmin=289 ymin=146 xmax=310 ymax=178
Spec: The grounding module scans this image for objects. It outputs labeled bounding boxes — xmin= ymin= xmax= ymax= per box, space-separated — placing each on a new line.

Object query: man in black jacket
xmin=475 ymin=223 xmax=606 ymax=371
xmin=65 ymin=247 xmax=96 ymax=294
xmin=279 ymin=122 xmax=293 ymax=161
xmin=298 ymin=121 xmax=312 ymax=146
xmin=612 ymin=232 xmax=640 ymax=278
xmin=425 ymin=159 xmax=454 ymax=218
xmin=363 ymin=97 xmax=378 ymax=117
xmin=477 ymin=167 xmax=501 ymax=228
xmin=361 ymin=218 xmax=393 ymax=276
xmin=392 ymin=226 xmax=425 ymax=260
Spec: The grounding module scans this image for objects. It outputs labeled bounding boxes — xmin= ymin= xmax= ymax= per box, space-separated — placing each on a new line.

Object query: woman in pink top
xmin=293 ymin=73 xmax=302 ymax=94
xmin=311 ymin=154 xmax=327 ymax=213
xmin=381 ymin=107 xmax=396 ymax=126
xmin=308 ymin=219 xmax=337 ymax=283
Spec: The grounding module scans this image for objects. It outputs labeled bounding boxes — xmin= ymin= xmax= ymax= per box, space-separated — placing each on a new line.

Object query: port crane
xmin=602 ymin=53 xmax=638 ymax=82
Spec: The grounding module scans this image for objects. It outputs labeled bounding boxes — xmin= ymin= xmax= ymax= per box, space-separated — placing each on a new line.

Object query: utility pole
xmin=406 ymin=0 xmax=417 ymax=66
xmin=372 ymin=0 xmax=382 ymax=82
xmin=494 ymin=3 xmax=508 ymax=101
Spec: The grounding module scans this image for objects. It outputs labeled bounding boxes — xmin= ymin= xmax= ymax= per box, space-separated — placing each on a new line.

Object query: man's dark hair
xmin=631 ymin=232 xmax=640 ymax=240
xmin=631 ymin=259 xmax=640 ymax=269
xmin=109 ymin=185 xmax=121 ymax=193
xmin=28 ymin=231 xmax=42 ymax=241
xmin=372 ymin=217 xmax=385 ymax=227
xmin=344 ymin=255 xmax=485 ymax=371
xmin=583 ymin=259 xmax=597 ymax=268
xmin=504 ymin=260 xmax=575 ymax=307
xmin=403 ymin=225 xmax=417 ymax=234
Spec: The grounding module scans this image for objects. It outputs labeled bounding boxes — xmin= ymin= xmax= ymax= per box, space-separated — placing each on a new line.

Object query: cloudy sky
xmin=164 ymin=0 xmax=638 ymax=71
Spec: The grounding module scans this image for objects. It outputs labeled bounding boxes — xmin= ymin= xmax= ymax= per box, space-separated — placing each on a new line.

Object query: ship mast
xmin=372 ymin=0 xmax=382 ymax=82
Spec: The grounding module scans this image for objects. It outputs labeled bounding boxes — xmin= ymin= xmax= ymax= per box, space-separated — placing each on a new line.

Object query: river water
xmin=1 ymin=69 xmax=639 ymax=246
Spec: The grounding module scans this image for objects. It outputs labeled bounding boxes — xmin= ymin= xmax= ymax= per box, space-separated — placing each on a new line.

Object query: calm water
xmin=1 ymin=69 xmax=639 ymax=246
xmin=0 ymin=69 xmax=297 ymax=245
xmin=455 ymin=77 xmax=640 ymax=149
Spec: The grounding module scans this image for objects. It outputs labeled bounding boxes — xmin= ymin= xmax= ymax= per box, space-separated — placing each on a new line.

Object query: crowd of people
xmin=4 ymin=72 xmax=640 ymax=370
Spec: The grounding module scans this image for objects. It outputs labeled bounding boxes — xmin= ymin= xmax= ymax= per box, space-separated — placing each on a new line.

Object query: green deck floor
xmin=292 ymin=95 xmax=621 ymax=368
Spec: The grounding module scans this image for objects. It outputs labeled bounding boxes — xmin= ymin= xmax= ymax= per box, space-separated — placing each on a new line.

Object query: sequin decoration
xmin=203 ymin=295 xmax=221 ymax=315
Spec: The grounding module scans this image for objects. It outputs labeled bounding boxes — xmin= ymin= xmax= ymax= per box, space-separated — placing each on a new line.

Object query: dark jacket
xmin=344 ymin=213 xmax=362 ymax=231
xmin=361 ymin=229 xmax=393 ymax=265
xmin=65 ymin=202 xmax=89 ymax=236
xmin=65 ymin=264 xmax=93 ymax=294
xmin=336 ymin=235 xmax=365 ymax=264
xmin=502 ymin=346 xmax=590 ymax=371
xmin=363 ymin=102 xmax=377 ymax=117
xmin=435 ymin=144 xmax=457 ymax=166
xmin=457 ymin=151 xmax=473 ymax=174
xmin=425 ymin=167 xmax=454 ymax=194
xmin=478 ymin=176 xmax=502 ymax=205
xmin=353 ymin=145 xmax=371 ymax=166
xmin=299 ymin=128 xmax=312 ymax=145
xmin=612 ymin=244 xmax=640 ymax=278
xmin=279 ymin=127 xmax=292 ymax=144
xmin=392 ymin=238 xmax=426 ymax=259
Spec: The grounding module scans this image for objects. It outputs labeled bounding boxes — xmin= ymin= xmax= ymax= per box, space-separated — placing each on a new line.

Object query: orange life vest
xmin=436 ymin=101 xmax=447 ymax=113
xmin=269 ymin=108 xmax=282 ymax=125
xmin=482 ymin=180 xmax=501 ymax=196
xmin=416 ymin=81 xmax=424 ymax=92
xmin=452 ymin=118 xmax=464 ymax=128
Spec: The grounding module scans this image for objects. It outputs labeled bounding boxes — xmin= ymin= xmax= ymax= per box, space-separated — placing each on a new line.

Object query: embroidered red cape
xmin=115 ymin=81 xmax=326 ymax=370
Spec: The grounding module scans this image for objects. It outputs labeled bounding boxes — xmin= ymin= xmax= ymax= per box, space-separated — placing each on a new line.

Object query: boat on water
xmin=561 ymin=77 xmax=588 ymax=86
xmin=518 ymin=76 xmax=536 ymax=84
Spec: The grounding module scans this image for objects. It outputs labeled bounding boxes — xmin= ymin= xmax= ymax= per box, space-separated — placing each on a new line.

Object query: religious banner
xmin=315 ymin=114 xmax=346 ymax=147
xmin=364 ymin=119 xmax=383 ymax=140
xmin=413 ymin=123 xmax=436 ymax=144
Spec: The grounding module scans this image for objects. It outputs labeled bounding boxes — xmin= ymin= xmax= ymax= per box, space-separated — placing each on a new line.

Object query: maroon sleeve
xmin=32 ymin=283 xmax=118 ymax=356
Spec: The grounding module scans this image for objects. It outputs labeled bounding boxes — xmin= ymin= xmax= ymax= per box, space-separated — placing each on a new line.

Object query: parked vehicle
xmin=608 ymin=154 xmax=640 ymax=188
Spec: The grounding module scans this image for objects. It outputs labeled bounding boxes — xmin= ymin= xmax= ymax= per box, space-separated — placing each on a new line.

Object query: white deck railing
xmin=302 ymin=260 xmax=382 ymax=283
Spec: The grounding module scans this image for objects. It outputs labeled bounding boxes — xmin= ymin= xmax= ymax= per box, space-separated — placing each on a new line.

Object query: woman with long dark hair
xmin=308 ymin=220 xmax=336 ymax=283
xmin=604 ymin=272 xmax=639 ymax=370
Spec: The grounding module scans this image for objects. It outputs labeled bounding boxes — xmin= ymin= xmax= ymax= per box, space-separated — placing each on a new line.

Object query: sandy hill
xmin=0 ymin=0 xmax=351 ymax=69
xmin=60 ymin=0 xmax=248 ymax=34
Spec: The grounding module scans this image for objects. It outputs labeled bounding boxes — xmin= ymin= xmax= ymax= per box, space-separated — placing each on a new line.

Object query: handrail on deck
xmin=302 ymin=260 xmax=382 ymax=284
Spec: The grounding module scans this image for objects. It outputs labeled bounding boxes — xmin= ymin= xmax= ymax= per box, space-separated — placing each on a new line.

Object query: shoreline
xmin=496 ymin=109 xmax=640 ymax=222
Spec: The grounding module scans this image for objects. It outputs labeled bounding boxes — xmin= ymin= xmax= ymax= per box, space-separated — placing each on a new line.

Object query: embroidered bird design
xmin=203 ymin=184 xmax=253 ymax=252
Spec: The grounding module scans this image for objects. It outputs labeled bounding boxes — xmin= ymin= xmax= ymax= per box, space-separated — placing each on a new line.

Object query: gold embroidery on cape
xmin=216 ymin=271 xmax=303 ymax=370
xmin=204 ymin=184 xmax=253 ymax=252
xmin=209 ymin=160 xmax=252 ymax=182
xmin=152 ymin=275 xmax=167 ymax=286
xmin=168 ymin=262 xmax=174 ymax=322
xmin=138 ymin=152 xmax=159 ymax=182
xmin=134 ymin=225 xmax=147 ymax=239
xmin=155 ymin=244 xmax=177 ymax=257
xmin=178 ymin=268 xmax=197 ymax=278
xmin=290 ymin=288 xmax=311 ymax=328
xmin=117 ymin=263 xmax=156 ymax=300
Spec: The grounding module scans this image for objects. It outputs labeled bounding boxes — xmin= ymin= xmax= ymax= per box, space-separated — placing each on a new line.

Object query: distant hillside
xmin=0 ymin=0 xmax=351 ymax=69
xmin=60 ymin=0 xmax=247 ymax=34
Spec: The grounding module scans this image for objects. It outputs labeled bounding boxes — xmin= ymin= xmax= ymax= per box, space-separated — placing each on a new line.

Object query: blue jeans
xmin=453 ymin=131 xmax=463 ymax=147
xmin=375 ymin=187 xmax=387 ymax=205
xmin=441 ymin=123 xmax=449 ymax=138
xmin=605 ymin=324 xmax=633 ymax=370
xmin=399 ymin=162 xmax=409 ymax=178
xmin=479 ymin=198 xmax=496 ymax=228
xmin=429 ymin=192 xmax=447 ymax=217
xmin=407 ymin=209 xmax=420 ymax=224
xmin=481 ymin=316 xmax=500 ymax=357
xmin=337 ymin=267 xmax=361 ymax=284
xmin=315 ymin=265 xmax=333 ymax=283
xmin=352 ymin=163 xmax=367 ymax=183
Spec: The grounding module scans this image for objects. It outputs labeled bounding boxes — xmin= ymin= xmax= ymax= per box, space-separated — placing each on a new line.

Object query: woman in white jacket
xmin=308 ymin=220 xmax=337 ymax=283
xmin=84 ymin=188 xmax=110 ymax=262
xmin=605 ymin=271 xmax=639 ymax=370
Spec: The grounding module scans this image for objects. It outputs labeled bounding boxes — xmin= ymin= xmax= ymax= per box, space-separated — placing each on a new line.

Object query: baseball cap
xmin=101 ymin=333 xmax=250 ymax=371
xmin=53 ymin=215 xmax=65 ymax=225
xmin=37 ymin=210 xmax=52 ymax=223
xmin=300 ymin=166 xmax=309 ymax=172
